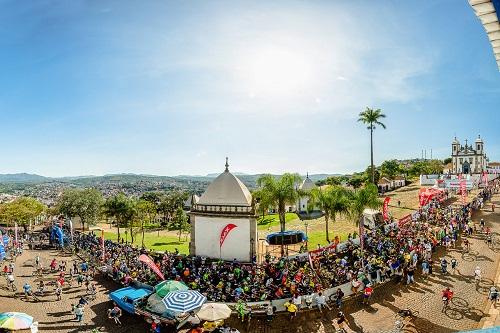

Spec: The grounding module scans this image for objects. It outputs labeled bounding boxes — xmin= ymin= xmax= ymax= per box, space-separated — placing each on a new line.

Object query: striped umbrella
xmin=0 ymin=312 xmax=33 ymax=330
xmin=161 ymin=290 xmax=206 ymax=313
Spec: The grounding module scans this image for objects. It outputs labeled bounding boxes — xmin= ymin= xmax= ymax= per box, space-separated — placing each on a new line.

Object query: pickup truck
xmin=109 ymin=281 xmax=154 ymax=315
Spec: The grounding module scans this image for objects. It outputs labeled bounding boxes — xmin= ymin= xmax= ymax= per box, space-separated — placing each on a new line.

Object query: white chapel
xmin=451 ymin=135 xmax=487 ymax=174
xmin=189 ymin=159 xmax=257 ymax=262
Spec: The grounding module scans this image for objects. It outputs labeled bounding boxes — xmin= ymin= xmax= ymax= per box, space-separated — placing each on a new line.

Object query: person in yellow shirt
xmin=284 ymin=301 xmax=298 ymax=320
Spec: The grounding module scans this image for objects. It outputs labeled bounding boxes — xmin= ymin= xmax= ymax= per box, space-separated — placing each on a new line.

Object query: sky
xmin=0 ymin=0 xmax=499 ymax=177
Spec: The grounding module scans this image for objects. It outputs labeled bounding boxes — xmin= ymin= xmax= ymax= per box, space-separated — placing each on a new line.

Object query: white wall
xmin=194 ymin=216 xmax=253 ymax=262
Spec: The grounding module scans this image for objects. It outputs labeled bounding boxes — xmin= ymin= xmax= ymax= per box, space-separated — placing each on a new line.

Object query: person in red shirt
xmin=362 ymin=285 xmax=373 ymax=305
xmin=442 ymin=287 xmax=454 ymax=308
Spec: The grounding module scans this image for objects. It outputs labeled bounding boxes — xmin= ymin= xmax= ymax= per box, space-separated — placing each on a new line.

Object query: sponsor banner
xmin=398 ymin=214 xmax=412 ymax=227
xmin=139 ymin=254 xmax=165 ymax=280
xmin=219 ymin=223 xmax=237 ymax=248
xmin=383 ymin=197 xmax=391 ymax=221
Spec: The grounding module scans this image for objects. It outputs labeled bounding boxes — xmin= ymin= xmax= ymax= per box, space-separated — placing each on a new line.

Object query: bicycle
xmin=394 ymin=308 xmax=419 ymax=320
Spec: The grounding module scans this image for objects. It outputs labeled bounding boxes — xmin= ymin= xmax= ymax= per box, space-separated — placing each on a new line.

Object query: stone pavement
xmin=0 ymin=248 xmax=148 ymax=333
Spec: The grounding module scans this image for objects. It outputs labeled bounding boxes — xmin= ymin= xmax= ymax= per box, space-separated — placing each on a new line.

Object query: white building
xmin=189 ymin=159 xmax=257 ymax=262
xmin=296 ymin=173 xmax=317 ymax=213
xmin=451 ymin=135 xmax=487 ymax=174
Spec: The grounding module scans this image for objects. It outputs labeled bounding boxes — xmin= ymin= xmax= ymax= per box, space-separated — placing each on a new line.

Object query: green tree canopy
xmin=56 ymin=188 xmax=104 ymax=231
xmin=256 ymin=173 xmax=302 ymax=232
xmin=309 ymin=186 xmax=350 ymax=243
xmin=380 ymin=160 xmax=402 ymax=179
xmin=103 ymin=193 xmax=136 ymax=242
xmin=0 ymin=197 xmax=46 ymax=227
xmin=348 ymin=184 xmax=381 ymax=226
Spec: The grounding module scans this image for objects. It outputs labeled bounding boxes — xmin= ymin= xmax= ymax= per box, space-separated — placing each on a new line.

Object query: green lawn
xmin=97 ymin=230 xmax=190 ymax=254
xmin=305 ymin=229 xmax=352 ymax=248
xmin=257 ymin=213 xmax=299 ymax=230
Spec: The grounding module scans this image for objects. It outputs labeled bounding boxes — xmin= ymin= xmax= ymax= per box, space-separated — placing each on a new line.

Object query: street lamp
xmin=304 ymin=220 xmax=309 ymax=250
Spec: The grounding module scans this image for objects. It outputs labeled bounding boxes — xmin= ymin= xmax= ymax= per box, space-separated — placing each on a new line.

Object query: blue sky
xmin=0 ymin=0 xmax=499 ymax=177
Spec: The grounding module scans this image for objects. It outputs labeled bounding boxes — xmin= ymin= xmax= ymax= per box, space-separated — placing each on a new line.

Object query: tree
xmin=443 ymin=157 xmax=452 ymax=165
xmin=56 ymin=188 xmax=104 ymax=231
xmin=348 ymin=176 xmax=364 ymax=190
xmin=380 ymin=160 xmax=401 ymax=179
xmin=358 ymin=107 xmax=387 ymax=183
xmin=0 ymin=197 xmax=46 ymax=229
xmin=348 ymin=184 xmax=381 ymax=226
xmin=309 ymin=186 xmax=350 ymax=243
xmin=256 ymin=173 xmax=302 ymax=232
xmin=103 ymin=193 xmax=135 ymax=243
xmin=157 ymin=191 xmax=188 ymax=226
xmin=136 ymin=199 xmax=157 ymax=248
xmin=364 ymin=166 xmax=380 ymax=185
xmin=171 ymin=207 xmax=190 ymax=241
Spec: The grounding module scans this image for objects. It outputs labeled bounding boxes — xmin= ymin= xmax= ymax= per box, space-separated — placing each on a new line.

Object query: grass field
xmin=257 ymin=213 xmax=299 ymax=230
xmin=96 ymin=229 xmax=190 ymax=254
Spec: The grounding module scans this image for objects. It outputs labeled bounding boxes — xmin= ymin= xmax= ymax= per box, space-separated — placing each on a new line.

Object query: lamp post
xmin=304 ymin=220 xmax=309 ymax=250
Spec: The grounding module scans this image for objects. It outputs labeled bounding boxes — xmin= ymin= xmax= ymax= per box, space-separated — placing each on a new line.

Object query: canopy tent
xmin=419 ymin=188 xmax=446 ymax=206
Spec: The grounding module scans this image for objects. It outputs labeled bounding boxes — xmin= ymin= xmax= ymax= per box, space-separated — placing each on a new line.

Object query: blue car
xmin=109 ymin=282 xmax=154 ymax=315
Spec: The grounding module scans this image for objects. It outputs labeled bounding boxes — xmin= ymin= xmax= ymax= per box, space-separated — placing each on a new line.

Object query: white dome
xmin=299 ymin=176 xmax=316 ymax=191
xmin=475 ymin=135 xmax=483 ymax=143
xmin=198 ymin=169 xmax=252 ymax=206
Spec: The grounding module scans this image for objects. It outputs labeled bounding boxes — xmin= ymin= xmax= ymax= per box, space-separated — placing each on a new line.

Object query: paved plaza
xmin=1 ymin=195 xmax=500 ymax=333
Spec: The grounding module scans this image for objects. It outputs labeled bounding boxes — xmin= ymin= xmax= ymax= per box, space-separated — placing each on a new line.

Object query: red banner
xmin=459 ymin=174 xmax=467 ymax=204
xmin=139 ymin=254 xmax=165 ymax=280
xmin=398 ymin=214 xmax=412 ymax=227
xmin=383 ymin=197 xmax=391 ymax=221
xmin=483 ymin=172 xmax=489 ymax=186
xmin=220 ymin=224 xmax=237 ymax=248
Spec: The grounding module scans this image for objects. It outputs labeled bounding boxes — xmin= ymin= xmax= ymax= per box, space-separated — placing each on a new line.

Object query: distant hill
xmin=0 ymin=172 xmax=342 ymax=186
xmin=0 ymin=173 xmax=50 ymax=183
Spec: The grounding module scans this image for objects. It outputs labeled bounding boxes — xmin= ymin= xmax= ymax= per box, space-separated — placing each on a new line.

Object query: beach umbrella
xmin=0 ymin=312 xmax=33 ymax=330
xmin=196 ymin=303 xmax=232 ymax=321
xmin=162 ymin=290 xmax=206 ymax=313
xmin=155 ymin=280 xmax=188 ymax=297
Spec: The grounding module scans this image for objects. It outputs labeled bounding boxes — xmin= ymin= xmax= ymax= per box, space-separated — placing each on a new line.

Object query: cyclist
xmin=23 ymin=282 xmax=32 ymax=299
xmin=442 ymin=287 xmax=454 ymax=308
xmin=6 ymin=273 xmax=15 ymax=291
xmin=440 ymin=258 xmax=448 ymax=274
xmin=108 ymin=303 xmax=122 ymax=325
xmin=474 ymin=266 xmax=482 ymax=285
xmin=362 ymin=285 xmax=373 ymax=305
xmin=451 ymin=258 xmax=458 ymax=274
xmin=335 ymin=311 xmax=349 ymax=332
xmin=78 ymin=296 xmax=89 ymax=306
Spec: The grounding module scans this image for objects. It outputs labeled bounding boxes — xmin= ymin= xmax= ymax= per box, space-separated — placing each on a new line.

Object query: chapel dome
xmin=299 ymin=174 xmax=317 ymax=191
xmin=475 ymin=135 xmax=483 ymax=143
xmin=197 ymin=159 xmax=252 ymax=206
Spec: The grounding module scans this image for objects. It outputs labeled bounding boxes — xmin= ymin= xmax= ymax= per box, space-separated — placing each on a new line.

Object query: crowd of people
xmin=72 ymin=185 xmax=498 ymax=306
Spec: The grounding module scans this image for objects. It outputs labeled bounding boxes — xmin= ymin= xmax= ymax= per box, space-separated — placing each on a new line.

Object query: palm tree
xmin=309 ymin=186 xmax=350 ymax=243
xmin=348 ymin=184 xmax=381 ymax=226
xmin=256 ymin=173 xmax=302 ymax=232
xmin=358 ymin=107 xmax=387 ymax=183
